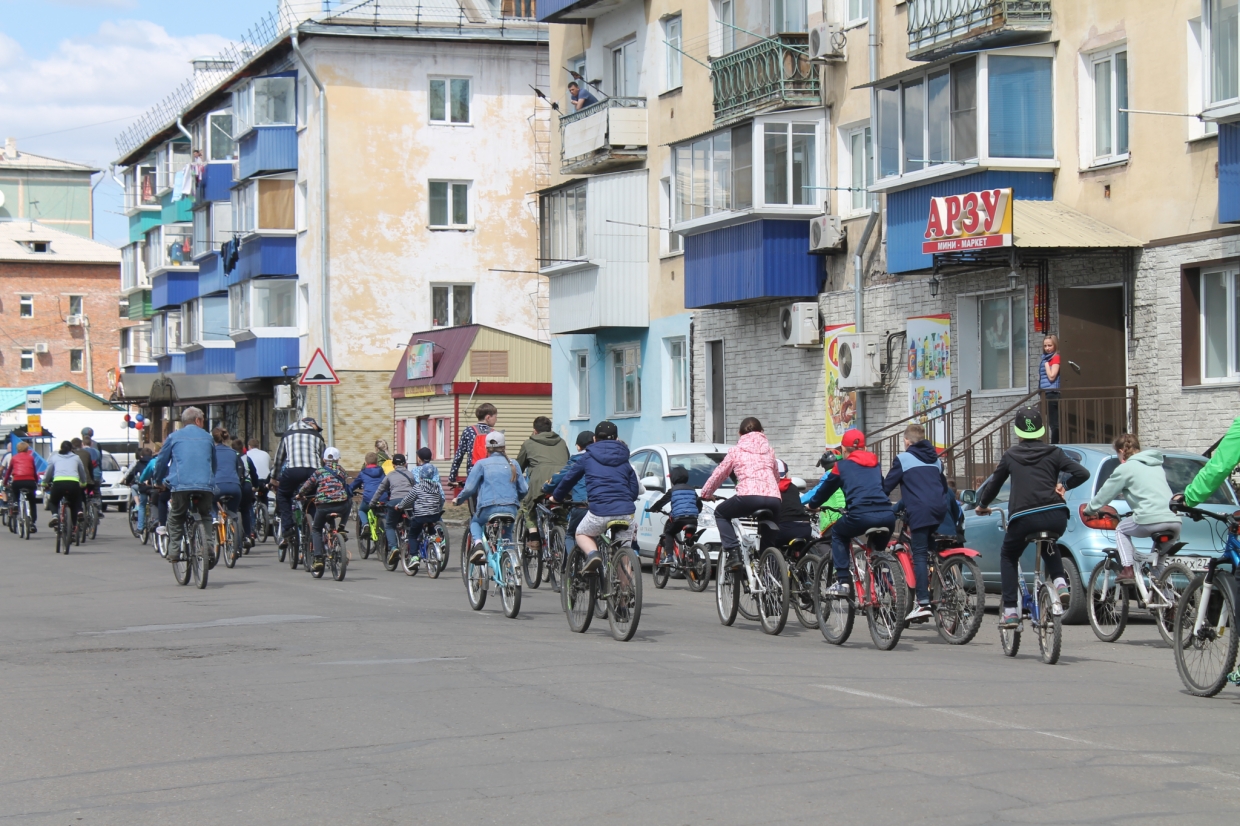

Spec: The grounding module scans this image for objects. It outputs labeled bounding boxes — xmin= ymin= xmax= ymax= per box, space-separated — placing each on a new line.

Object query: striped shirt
xmin=272 ymin=423 xmax=326 ymax=472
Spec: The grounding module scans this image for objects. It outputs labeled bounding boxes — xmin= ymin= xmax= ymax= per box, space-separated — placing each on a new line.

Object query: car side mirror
xmin=642 ymin=476 xmax=664 ymax=492
xmin=960 ymin=489 xmax=977 ymax=507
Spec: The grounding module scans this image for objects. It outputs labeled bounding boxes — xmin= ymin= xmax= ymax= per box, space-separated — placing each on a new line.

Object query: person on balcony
xmin=568 ymin=81 xmax=599 ymax=111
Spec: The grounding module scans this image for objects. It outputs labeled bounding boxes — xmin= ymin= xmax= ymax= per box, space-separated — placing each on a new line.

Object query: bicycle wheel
xmin=192 ymin=522 xmax=209 ymax=589
xmin=288 ymin=529 xmax=301 ymax=569
xmin=932 ymin=555 xmax=985 ymax=645
xmin=435 ymin=522 xmax=450 ymax=574
xmin=757 ymin=548 xmax=790 ymax=636
xmin=545 ymin=526 xmax=565 ymax=593
xmin=18 ymin=497 xmax=29 ymax=541
xmin=652 ymin=543 xmax=670 ymax=590
xmin=54 ymin=508 xmax=65 ymax=554
xmin=330 ymin=533 xmax=347 ymax=581
xmin=1174 ymin=573 xmax=1239 ymax=697
xmin=384 ymin=537 xmax=401 ymax=572
xmin=999 ymin=612 xmax=1022 ymax=657
xmin=276 ymin=520 xmax=288 ymax=562
xmin=563 ymin=547 xmax=595 ymax=633
xmin=89 ymin=501 xmax=99 ymax=540
xmin=173 ymin=536 xmax=191 ymax=585
xmin=608 ymin=547 xmax=642 ymax=642
xmin=466 ymin=553 xmax=488 ymax=611
xmin=715 ymin=552 xmax=739 ymax=626
xmin=501 ymin=548 xmax=522 ymax=618
xmin=687 ymin=544 xmax=712 ymax=593
xmin=1086 ymin=559 xmax=1128 ymax=643
xmin=128 ymin=496 xmax=141 ymax=538
xmin=357 ymin=515 xmax=372 ymax=559
xmin=256 ymin=505 xmax=270 ymax=544
xmin=815 ymin=558 xmax=854 ymax=645
xmin=791 ymin=554 xmax=820 ymax=630
xmin=522 ymin=541 xmax=543 ymax=590
xmin=402 ymin=546 xmax=420 ymax=576
xmin=866 ymin=552 xmax=908 ymax=651
xmin=425 ymin=528 xmax=446 ymax=580
xmin=460 ymin=525 xmax=472 ymax=585
xmin=1153 ymin=562 xmax=1193 ymax=647
xmin=223 ymin=516 xmax=240 ymax=569
xmin=1035 ymin=582 xmax=1062 ymax=664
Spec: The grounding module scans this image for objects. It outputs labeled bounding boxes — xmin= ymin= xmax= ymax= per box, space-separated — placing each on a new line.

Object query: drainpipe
xmin=290 ymin=29 xmax=333 ymax=448
xmin=175 ymin=117 xmax=192 ymax=143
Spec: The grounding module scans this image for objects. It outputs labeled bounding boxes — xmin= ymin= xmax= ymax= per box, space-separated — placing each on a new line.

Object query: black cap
xmin=392 ymin=453 xmax=407 ymax=465
xmin=416 ymin=447 xmax=432 ymax=462
xmin=594 ymin=420 xmax=618 ymax=440
xmin=669 ymin=466 xmax=689 ymax=485
xmin=575 ymin=430 xmax=595 ymax=449
xmin=1013 ymin=407 xmax=1046 ymax=439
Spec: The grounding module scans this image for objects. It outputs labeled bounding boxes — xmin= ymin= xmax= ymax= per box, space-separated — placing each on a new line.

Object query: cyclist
xmin=296 ymin=447 xmax=352 ymax=575
xmin=349 ymin=451 xmax=386 ymax=534
xmin=883 ymin=423 xmax=952 ymax=621
xmin=449 ymin=403 xmax=497 ymax=505
xmin=766 ymin=459 xmax=812 ymax=548
xmin=1176 ymin=415 xmax=1240 ymax=510
xmin=455 ymin=431 xmax=528 ymax=564
xmin=368 ymin=453 xmax=417 ymax=564
xmin=398 ymin=447 xmax=445 ymax=569
xmin=212 ymin=430 xmax=246 ymax=555
xmin=79 ymin=427 xmax=104 ymax=509
xmin=151 ymin=407 xmax=217 ymax=563
xmin=517 ymin=416 xmax=569 ymax=556
xmin=234 ymin=439 xmax=260 ymax=547
xmin=139 ymin=448 xmax=168 ymax=534
xmin=44 ymin=440 xmax=87 ymax=532
xmin=974 ymin=408 xmax=1089 ymax=628
xmin=802 ymin=449 xmax=848 ymax=537
xmin=543 ymin=430 xmax=595 ymax=558
xmin=4 ymin=440 xmax=41 ymax=532
xmin=70 ymin=437 xmax=100 ymax=519
xmin=122 ymin=448 xmax=153 ymax=532
xmin=646 ymin=464 xmax=701 ymax=561
xmin=272 ymin=417 xmax=326 ymax=550
xmin=245 ymin=438 xmax=271 ymax=523
xmin=548 ymin=420 xmax=638 ymax=574
xmin=700 ymin=417 xmax=781 ymax=572
xmin=373 ymin=439 xmax=395 ymax=474
xmin=805 ymin=429 xmax=895 ymax=597
xmin=1084 ymin=433 xmax=1179 ymax=584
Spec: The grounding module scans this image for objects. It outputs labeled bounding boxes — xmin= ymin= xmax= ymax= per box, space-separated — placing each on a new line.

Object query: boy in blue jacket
xmin=645 ymin=465 xmax=700 ymax=561
xmin=543 ymin=431 xmax=595 ymax=556
xmin=350 ymin=451 xmax=386 ymax=531
xmin=549 ymin=420 xmax=640 ymax=573
xmin=883 ymin=423 xmax=951 ymax=621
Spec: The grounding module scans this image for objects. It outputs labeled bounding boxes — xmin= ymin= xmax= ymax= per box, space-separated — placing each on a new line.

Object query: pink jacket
xmin=702 ymin=432 xmax=780 ymax=498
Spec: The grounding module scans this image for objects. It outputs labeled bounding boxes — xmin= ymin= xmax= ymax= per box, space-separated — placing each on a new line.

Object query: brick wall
xmin=0 ymin=260 xmax=123 ymax=392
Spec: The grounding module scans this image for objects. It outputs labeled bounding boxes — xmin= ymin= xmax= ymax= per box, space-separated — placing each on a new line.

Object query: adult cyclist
xmin=151 ymin=407 xmax=217 ymax=563
xmin=80 ymin=427 xmax=104 ymax=517
xmin=272 ymin=416 xmax=326 ymax=550
xmin=1173 ymin=414 xmax=1240 ymax=512
xmin=4 ymin=441 xmax=41 ymax=532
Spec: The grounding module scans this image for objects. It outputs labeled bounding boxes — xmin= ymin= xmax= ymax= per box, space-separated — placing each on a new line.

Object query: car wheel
xmin=1060 ymin=551 xmax=1086 ymax=626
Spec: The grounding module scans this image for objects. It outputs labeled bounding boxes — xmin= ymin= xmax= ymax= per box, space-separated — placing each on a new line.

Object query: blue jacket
xmin=882 ymin=440 xmax=950 ymax=530
xmin=153 ymin=425 xmax=217 ymax=492
xmin=212 ymin=444 xmax=242 ymax=489
xmin=552 ymin=439 xmax=640 ymax=518
xmin=543 ymin=452 xmax=588 ymax=503
xmin=349 ymin=465 xmax=386 ymax=502
xmin=458 ymin=454 xmax=528 ymax=509
xmin=648 ymin=483 xmax=701 ymax=519
xmin=936 ymin=492 xmax=965 ymax=538
xmin=806 ymin=449 xmax=890 ymax=515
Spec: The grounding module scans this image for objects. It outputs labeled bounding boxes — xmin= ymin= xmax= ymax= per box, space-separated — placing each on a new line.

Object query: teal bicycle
xmin=464 ymin=513 xmax=522 ymax=618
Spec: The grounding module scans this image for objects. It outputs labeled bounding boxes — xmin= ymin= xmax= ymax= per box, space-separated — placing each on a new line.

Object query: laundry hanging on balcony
xmin=222 ymin=238 xmax=240 ymax=274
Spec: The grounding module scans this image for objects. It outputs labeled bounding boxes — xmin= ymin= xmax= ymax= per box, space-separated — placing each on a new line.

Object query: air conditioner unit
xmin=809 ymin=23 xmax=845 ymax=60
xmin=809 ymin=215 xmax=844 ymax=253
xmin=780 ymin=302 xmax=821 ymax=347
xmin=33 ymin=343 xmax=49 ymax=354
xmin=274 ymin=384 xmax=294 ymax=409
xmin=66 ymin=314 xmax=84 ymax=327
xmin=835 ymin=333 xmax=884 ymax=389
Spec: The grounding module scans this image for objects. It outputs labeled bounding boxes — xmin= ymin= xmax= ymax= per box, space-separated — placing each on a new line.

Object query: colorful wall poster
xmin=824 ymin=323 xmax=857 ymax=447
xmin=406 ymin=342 xmax=435 ymax=380
xmin=907 ymin=314 xmax=952 ymax=446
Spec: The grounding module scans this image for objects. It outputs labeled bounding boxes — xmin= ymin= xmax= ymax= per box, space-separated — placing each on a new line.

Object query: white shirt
xmin=246 ymin=448 xmax=272 ymax=481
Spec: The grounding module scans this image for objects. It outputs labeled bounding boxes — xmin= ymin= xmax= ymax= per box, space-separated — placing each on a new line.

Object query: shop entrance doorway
xmin=1056 ymin=286 xmax=1128 ymax=444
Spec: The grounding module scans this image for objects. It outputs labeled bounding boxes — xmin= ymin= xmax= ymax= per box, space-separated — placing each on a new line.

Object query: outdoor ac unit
xmin=33 ymin=343 xmax=49 ymax=354
xmin=66 ymin=314 xmax=83 ymax=327
xmin=835 ymin=333 xmax=884 ymax=389
xmin=274 ymin=384 xmax=294 ymax=409
xmin=780 ymin=302 xmax=821 ymax=347
xmin=809 ymin=215 xmax=844 ymax=252
xmin=809 ymin=23 xmax=845 ymax=60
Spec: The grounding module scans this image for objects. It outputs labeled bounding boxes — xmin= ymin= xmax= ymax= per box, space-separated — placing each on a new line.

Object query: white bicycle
xmin=715 ymin=508 xmax=790 ymax=635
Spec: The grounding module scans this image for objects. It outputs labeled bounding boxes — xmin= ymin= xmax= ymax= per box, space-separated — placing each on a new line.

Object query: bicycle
xmin=562 ymin=518 xmax=642 ymax=641
xmin=814 ymin=519 xmax=908 ymax=650
xmin=783 ymin=533 xmax=824 ymax=630
xmin=51 ymin=493 xmax=75 ymax=554
xmin=403 ymin=516 xmax=448 ymax=578
xmin=215 ymin=496 xmax=241 ymax=569
xmin=533 ymin=499 xmax=569 ymax=593
xmin=11 ymin=486 xmax=34 ymax=541
xmin=286 ymin=499 xmax=310 ymax=570
xmin=464 ymin=514 xmax=522 ymax=618
xmin=254 ymin=487 xmax=272 ymax=543
xmin=356 ymin=498 xmax=386 ymax=560
xmin=996 ymin=530 xmax=1064 ymax=664
xmin=82 ymin=487 xmax=101 ymax=542
xmin=171 ymin=494 xmax=211 ymax=589
xmin=889 ymin=519 xmax=986 ymax=645
xmin=311 ymin=511 xmax=349 ymax=581
xmin=1080 ymin=505 xmax=1196 ymax=646
xmin=715 ymin=509 xmax=789 ymax=636
xmin=1169 ymin=503 xmax=1240 ymax=697
xmin=518 ymin=501 xmax=545 ymax=589
xmin=649 ymin=507 xmax=712 ymax=593
xmin=127 ymin=487 xmax=142 ymax=539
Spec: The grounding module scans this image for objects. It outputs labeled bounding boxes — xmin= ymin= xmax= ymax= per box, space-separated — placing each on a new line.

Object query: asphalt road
xmin=2 ymin=514 xmax=1239 ymax=825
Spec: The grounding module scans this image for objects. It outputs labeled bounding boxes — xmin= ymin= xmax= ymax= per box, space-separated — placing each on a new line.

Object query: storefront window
xmin=980 ymin=293 xmax=1027 ymax=391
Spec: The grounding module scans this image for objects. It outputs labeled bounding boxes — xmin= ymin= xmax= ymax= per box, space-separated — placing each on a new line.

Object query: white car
xmin=98 ymin=452 xmax=128 ymax=510
xmin=628 ymin=442 xmax=736 ymax=561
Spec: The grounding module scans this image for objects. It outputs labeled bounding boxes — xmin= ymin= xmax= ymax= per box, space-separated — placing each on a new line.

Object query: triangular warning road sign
xmin=299 ymin=348 xmax=340 ymax=386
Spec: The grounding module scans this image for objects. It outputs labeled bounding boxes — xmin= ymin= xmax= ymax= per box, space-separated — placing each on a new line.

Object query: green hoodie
xmin=517 ymin=431 xmax=570 ymax=512
xmin=1185 ymin=416 xmax=1240 ymax=508
xmin=1088 ymin=449 xmax=1178 ymax=524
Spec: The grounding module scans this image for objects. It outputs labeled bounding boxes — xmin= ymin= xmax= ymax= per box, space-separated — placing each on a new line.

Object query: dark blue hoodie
xmin=882 ymin=440 xmax=950 ymax=530
xmin=806 ymin=449 xmax=891 ymax=515
xmin=350 ymin=464 xmax=386 ymax=503
xmin=551 ymin=439 xmax=640 ymax=517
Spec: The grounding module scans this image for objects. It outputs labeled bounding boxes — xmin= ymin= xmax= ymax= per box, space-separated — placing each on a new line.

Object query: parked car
xmin=628 ymin=442 xmax=734 ymax=562
xmin=99 ymin=451 xmax=128 ymax=510
xmin=960 ymin=444 xmax=1237 ymax=624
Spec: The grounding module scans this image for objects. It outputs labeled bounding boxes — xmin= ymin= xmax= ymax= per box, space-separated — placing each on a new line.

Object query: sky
xmin=0 ymin=0 xmax=282 ymax=247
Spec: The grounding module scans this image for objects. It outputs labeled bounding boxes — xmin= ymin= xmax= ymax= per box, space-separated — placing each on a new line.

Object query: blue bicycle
xmin=401 ymin=513 xmax=450 ymax=579
xmin=1171 ymin=503 xmax=1240 ymax=697
xmin=465 ymin=513 xmax=522 ymax=618
xmin=999 ymin=530 xmax=1063 ymax=664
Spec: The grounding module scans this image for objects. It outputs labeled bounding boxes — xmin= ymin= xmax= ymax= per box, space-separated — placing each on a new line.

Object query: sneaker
xmin=1117 ymin=565 xmax=1136 ymax=584
xmin=999 ymin=609 xmax=1021 ymax=629
xmin=581 ymin=552 xmax=603 ymax=574
xmin=155 ymin=526 xmax=168 ymax=536
xmin=1054 ymin=578 xmax=1071 ymax=604
xmin=906 ymin=603 xmax=933 ymax=622
xmin=48 ymin=517 xmax=58 ymax=529
xmin=28 ymin=525 xmax=36 ymax=534
xmin=312 ymin=556 xmax=325 ymax=573
xmin=724 ymin=549 xmax=744 ymax=571
xmin=469 ymin=543 xmax=486 ymax=564
xmin=824 ymin=581 xmax=851 ymax=598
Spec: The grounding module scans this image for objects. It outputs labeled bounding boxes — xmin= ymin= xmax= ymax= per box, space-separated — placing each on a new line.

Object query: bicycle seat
xmin=748 ymin=509 xmax=781 ymax=531
xmin=604 ymin=519 xmax=631 ymax=533
xmin=786 ymin=537 xmax=811 ymax=554
xmin=1024 ymin=531 xmax=1058 ymax=543
xmin=217 ymin=494 xmax=236 ymax=505
xmin=864 ymin=527 xmax=891 ymax=551
xmin=487 ymin=514 xmax=515 ymax=527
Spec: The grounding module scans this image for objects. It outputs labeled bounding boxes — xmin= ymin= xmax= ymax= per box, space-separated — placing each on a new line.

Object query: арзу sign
xmin=921 ymin=187 xmax=1012 ymax=254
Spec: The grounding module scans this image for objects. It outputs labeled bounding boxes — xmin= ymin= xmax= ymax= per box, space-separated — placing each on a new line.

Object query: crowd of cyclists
xmin=8 ymin=400 xmax=1240 ymax=689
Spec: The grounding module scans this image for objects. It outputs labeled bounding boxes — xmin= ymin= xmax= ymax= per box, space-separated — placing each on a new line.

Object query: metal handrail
xmin=906 ymin=0 xmax=1052 ymax=54
xmin=559 ymin=96 xmax=647 ymax=125
xmin=709 ymin=33 xmax=819 ymax=125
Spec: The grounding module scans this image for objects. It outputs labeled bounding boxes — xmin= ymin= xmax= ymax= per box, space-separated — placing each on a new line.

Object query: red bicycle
xmin=649 ymin=507 xmax=711 ymax=592
xmin=813 ymin=512 xmax=908 ymax=650
xmin=889 ymin=519 xmax=986 ymax=645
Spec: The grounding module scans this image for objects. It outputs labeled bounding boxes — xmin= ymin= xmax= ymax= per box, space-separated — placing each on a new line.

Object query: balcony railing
xmin=560 ymin=97 xmax=647 ymax=174
xmin=906 ymin=0 xmax=1052 ymax=60
xmin=710 ymin=34 xmax=819 ymax=126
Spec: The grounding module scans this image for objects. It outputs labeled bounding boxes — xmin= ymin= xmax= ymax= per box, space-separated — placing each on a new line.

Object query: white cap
xmin=323 ymin=447 xmax=341 ymax=461
xmin=485 ymin=431 xmax=505 ymax=449
xmin=776 ymin=459 xmax=788 ymax=478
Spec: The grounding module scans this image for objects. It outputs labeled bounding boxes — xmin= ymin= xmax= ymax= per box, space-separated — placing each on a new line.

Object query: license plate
xmin=1178 ymin=555 xmax=1212 ymax=572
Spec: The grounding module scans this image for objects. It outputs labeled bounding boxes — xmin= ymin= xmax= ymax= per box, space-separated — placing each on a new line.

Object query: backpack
xmin=469 ymin=424 xmax=491 ymax=467
xmin=398 ymin=471 xmax=445 ymax=516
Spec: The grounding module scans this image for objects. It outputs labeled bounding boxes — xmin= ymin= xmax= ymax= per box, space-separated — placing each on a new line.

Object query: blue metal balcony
xmin=231 ymin=235 xmax=297 ymax=285
xmin=198 ymin=163 xmax=233 ymax=203
xmin=238 ymin=125 xmax=298 ymax=179
xmin=684 ymin=219 xmax=823 ymax=309
xmin=537 ymin=0 xmax=626 ymax=23
xmin=185 ymin=346 xmax=236 ymax=375
xmin=1221 ymin=122 xmax=1240 ymax=224
xmin=155 ymin=353 xmax=186 ymax=374
xmin=197 ymin=252 xmax=227 ymax=297
xmin=235 ymin=336 xmax=299 ymax=381
xmin=151 ymin=269 xmax=198 ymax=310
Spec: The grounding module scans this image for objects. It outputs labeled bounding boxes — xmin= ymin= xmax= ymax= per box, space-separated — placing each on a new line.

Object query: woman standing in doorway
xmin=1039 ymin=335 xmax=1061 ymax=444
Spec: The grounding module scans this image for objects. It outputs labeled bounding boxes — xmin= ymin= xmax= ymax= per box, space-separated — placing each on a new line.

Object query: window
xmin=665 ymin=336 xmax=687 ymax=412
xmin=69 ymin=349 xmax=83 ymax=373
xmin=121 ymin=244 xmax=147 ymax=291
xmin=432 ymin=284 xmax=473 ymax=327
xmin=158 ymin=142 xmax=191 ymax=192
xmin=67 ymin=295 xmax=83 ymax=317
xmin=844 ymin=124 xmax=873 ymax=212
xmin=208 ymin=111 xmax=235 ymax=161
xmin=1189 ymin=18 xmax=1221 ymax=138
xmin=979 ymin=292 xmax=1027 ymax=391
xmin=675 ymin=123 xmax=752 ymax=222
xmin=235 ymin=76 xmax=295 ymax=135
xmin=429 ymin=181 xmax=470 ymax=228
xmin=1207 ymin=0 xmax=1239 ymax=104
xmin=151 ymin=312 xmax=181 ymax=357
xmin=610 ymin=343 xmax=641 ymax=415
xmin=429 ymin=78 xmax=471 ymax=124
xmin=660 ymin=177 xmax=682 ymax=253
xmin=119 ymin=296 xmax=128 ymax=318
xmin=572 ymin=350 xmax=590 ymax=419
xmin=763 ymin=122 xmax=816 ymax=206
xmin=144 ymin=224 xmax=193 ymax=270
xmin=120 ymin=326 xmax=152 ymax=365
xmin=127 ymin=160 xmax=158 ymax=208
xmin=187 ymin=296 xmax=230 ymax=344
xmin=233 ymin=178 xmax=294 ymax=233
xmin=847 ymin=0 xmax=866 ymax=24
xmin=20 ymin=349 xmax=32 ymax=372
xmin=988 ymin=55 xmax=1054 ymax=159
xmin=19 ymin=295 xmax=32 ymax=318
xmin=253 ymin=279 xmax=296 ymax=328
xmin=716 ymin=0 xmax=735 ymax=55
xmin=193 ymin=202 xmax=233 ymax=257
xmin=1087 ymin=47 xmax=1129 ymax=165
xmin=540 ymin=182 xmax=587 ymax=264
xmin=611 ymin=39 xmax=638 ymax=97
xmin=664 ymin=16 xmax=683 ymax=91
xmin=1201 ymin=268 xmax=1240 ymax=380
xmin=771 ymin=0 xmax=806 ymax=33
xmin=877 ymin=57 xmax=979 ymax=179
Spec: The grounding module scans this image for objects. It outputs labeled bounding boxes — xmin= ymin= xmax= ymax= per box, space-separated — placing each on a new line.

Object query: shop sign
xmin=404 ymin=385 xmax=436 ymax=398
xmin=922 ymin=187 xmax=1012 ymax=254
xmin=25 ymin=389 xmax=42 ymax=437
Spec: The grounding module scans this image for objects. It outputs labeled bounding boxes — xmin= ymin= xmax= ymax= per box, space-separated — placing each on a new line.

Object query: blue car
xmin=961 ymin=444 xmax=1237 ymax=624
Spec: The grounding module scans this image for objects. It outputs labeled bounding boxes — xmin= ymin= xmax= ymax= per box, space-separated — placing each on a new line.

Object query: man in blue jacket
xmin=549 ymin=420 xmax=640 ymax=573
xmin=883 ymin=423 xmax=951 ymax=621
xmin=543 ymin=430 xmax=595 ymax=558
xmin=151 ymin=406 xmax=217 ymax=562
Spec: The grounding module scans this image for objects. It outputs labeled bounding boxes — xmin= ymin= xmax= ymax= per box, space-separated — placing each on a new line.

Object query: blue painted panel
xmin=185 ymin=347 xmax=236 ymax=375
xmin=1220 ymin=122 xmax=1240 ymax=224
xmin=151 ymin=270 xmax=198 ymax=310
xmin=233 ymin=234 xmax=297 ymax=284
xmin=537 ymin=0 xmax=600 ymax=22
xmin=156 ymin=353 xmax=186 ymax=374
xmin=238 ymin=126 xmax=298 ymax=179
xmin=128 ymin=211 xmax=162 ymax=244
xmin=124 ymin=365 xmax=159 ymax=374
xmin=885 ymin=170 xmax=1055 ymax=274
xmin=684 ymin=220 xmax=822 ymax=309
xmin=199 ymin=163 xmax=233 ymax=203
xmin=196 ymin=252 xmax=227 ymax=297
xmin=234 ymin=336 xmax=299 ymax=381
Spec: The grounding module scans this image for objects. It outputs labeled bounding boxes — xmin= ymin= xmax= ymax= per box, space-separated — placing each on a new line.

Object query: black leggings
xmin=1000 ymin=509 xmax=1068 ymax=609
xmin=46 ymin=481 xmax=83 ymax=522
xmin=713 ymin=495 xmax=781 ymax=551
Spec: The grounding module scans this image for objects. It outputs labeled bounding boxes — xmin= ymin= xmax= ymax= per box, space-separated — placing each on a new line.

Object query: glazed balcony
xmin=907 ymin=0 xmax=1052 ymax=60
xmin=710 ymin=34 xmax=820 ymax=127
xmin=560 ymin=97 xmax=647 ymax=175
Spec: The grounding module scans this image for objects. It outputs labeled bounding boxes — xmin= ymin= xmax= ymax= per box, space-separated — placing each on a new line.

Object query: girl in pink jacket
xmin=702 ymin=417 xmax=781 ymax=568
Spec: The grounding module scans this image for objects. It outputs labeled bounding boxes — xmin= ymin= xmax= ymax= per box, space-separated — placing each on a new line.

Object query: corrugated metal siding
xmin=234 ymin=336 xmax=299 ymax=381
xmin=684 ymin=219 xmax=821 ymax=308
xmin=536 ymin=0 xmax=594 ymax=23
xmin=128 ymin=211 xmax=162 ymax=244
xmin=185 ymin=347 xmax=236 ymax=375
xmin=160 ymin=194 xmax=193 ymax=225
xmin=454 ymin=327 xmax=552 ymax=383
xmin=127 ymin=291 xmax=152 ymax=320
xmin=151 ymin=270 xmax=197 ymax=310
xmin=201 ymin=163 xmax=233 ymax=203
xmin=470 ymin=394 xmax=553 ymax=439
xmin=233 ymin=235 xmax=297 ymax=284
xmin=886 ymin=170 xmax=1055 ymax=273
xmin=196 ymin=252 xmax=227 ymax=297
xmin=1220 ymin=122 xmax=1240 ymax=224
xmin=238 ymin=126 xmax=298 ymax=180
xmin=155 ymin=353 xmax=186 ymax=374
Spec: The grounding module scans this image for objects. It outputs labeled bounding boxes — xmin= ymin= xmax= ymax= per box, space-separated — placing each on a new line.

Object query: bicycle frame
xmin=481 ymin=518 xmax=517 ymax=589
xmin=1192 ymin=532 xmax=1240 ymax=638
xmin=733 ymin=518 xmax=770 ymax=596
xmin=1013 ymin=540 xmax=1055 ymax=625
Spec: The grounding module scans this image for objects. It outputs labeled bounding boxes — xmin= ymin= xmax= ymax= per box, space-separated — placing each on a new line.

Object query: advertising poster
xmin=907 ymin=314 xmax=952 ymax=446
xmin=824 ymin=323 xmax=857 ymax=447
xmin=406 ymin=342 xmax=435 ymax=380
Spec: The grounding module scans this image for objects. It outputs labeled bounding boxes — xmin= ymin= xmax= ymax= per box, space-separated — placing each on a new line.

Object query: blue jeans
xmin=471 ymin=504 xmax=517 ymax=543
xmin=910 ymin=526 xmax=933 ymax=605
xmin=133 ymin=486 xmax=148 ymax=530
xmin=830 ymin=509 xmax=896 ymax=584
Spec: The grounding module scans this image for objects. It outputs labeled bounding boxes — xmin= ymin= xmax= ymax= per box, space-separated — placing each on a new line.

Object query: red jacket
xmin=6 ymin=451 xmax=37 ymax=483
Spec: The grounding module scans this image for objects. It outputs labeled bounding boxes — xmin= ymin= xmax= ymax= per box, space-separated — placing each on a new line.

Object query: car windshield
xmin=101 ymin=453 xmax=120 ymax=472
xmin=667 ymin=453 xmax=733 ymax=489
xmin=1094 ymin=455 xmax=1236 ymax=506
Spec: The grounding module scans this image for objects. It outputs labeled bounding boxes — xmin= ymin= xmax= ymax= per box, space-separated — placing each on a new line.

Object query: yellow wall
xmin=45 ymin=385 xmax=116 ymax=412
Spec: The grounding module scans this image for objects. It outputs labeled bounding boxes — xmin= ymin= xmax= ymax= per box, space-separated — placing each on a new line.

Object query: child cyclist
xmin=454 ymin=432 xmax=528 ymax=564
xmin=548 ymin=420 xmax=640 ymax=573
xmin=296 ymin=447 xmax=353 ymax=574
xmin=645 ymin=465 xmax=700 ymax=561
xmin=883 ymin=423 xmax=952 ymax=621
xmin=349 ymin=452 xmax=386 ymax=533
xmin=975 ymin=408 xmax=1089 ymax=628
xmin=700 ymin=417 xmax=781 ymax=571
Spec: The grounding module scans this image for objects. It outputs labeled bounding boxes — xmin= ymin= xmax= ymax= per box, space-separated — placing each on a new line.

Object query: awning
xmin=113 ymin=373 xmax=252 ymax=404
xmin=1012 ymin=200 xmax=1141 ymax=249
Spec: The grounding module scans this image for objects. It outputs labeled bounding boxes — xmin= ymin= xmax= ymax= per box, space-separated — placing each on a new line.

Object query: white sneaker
xmin=155 ymin=526 xmax=167 ymax=536
xmin=824 ymin=581 xmax=851 ymax=597
xmin=906 ymin=603 xmax=932 ymax=621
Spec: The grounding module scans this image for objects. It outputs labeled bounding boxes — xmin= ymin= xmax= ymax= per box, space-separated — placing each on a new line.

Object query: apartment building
xmin=0 ymin=139 xmax=97 ymax=239
xmin=112 ymin=0 xmax=547 ymax=462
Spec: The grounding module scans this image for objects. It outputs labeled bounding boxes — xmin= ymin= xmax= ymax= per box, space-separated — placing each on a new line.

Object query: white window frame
xmin=957 ymin=288 xmax=1029 ymax=396
xmin=662 ymin=336 xmax=688 ymax=415
xmin=1080 ymin=44 xmax=1130 ymax=168
xmin=69 ymin=348 xmax=84 ymax=373
xmin=1204 ymin=0 xmax=1240 ymax=109
xmin=840 ymin=121 xmax=874 ymax=217
xmin=232 ymin=175 xmax=296 ymax=235
xmin=611 ymin=38 xmax=639 ymax=98
xmin=712 ymin=0 xmax=736 ymax=57
xmin=540 ymin=181 xmax=588 ymax=267
xmin=428 ymin=180 xmax=472 ymax=229
xmin=431 ymin=283 xmax=474 ymax=328
xmin=1200 ymin=266 xmax=1240 ymax=382
xmin=19 ymin=349 xmax=33 ymax=372
xmin=207 ymin=110 xmax=236 ymax=162
xmin=571 ymin=349 xmax=591 ymax=419
xmin=608 ymin=342 xmax=642 ymax=417
xmin=760 ymin=119 xmax=820 ymax=208
xmin=659 ymin=177 xmax=682 ymax=255
xmin=771 ymin=0 xmax=807 ymax=34
xmin=1189 ymin=17 xmax=1221 ymax=139
xmin=428 ymin=77 xmax=472 ymax=125
xmin=67 ymin=295 xmax=83 ymax=317
xmin=228 ymin=279 xmax=298 ymax=334
xmin=233 ymin=75 xmax=296 ymax=138
xmin=193 ymin=201 xmax=233 ymax=258
xmin=19 ymin=295 xmax=33 ymax=318
xmin=664 ymin=15 xmax=683 ymax=92
xmin=845 ymin=0 xmax=868 ymax=27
